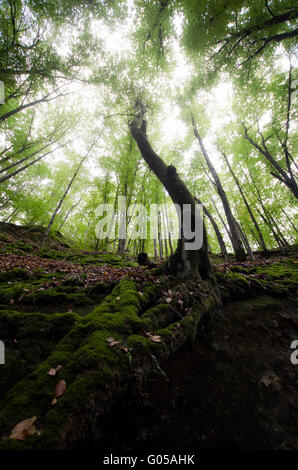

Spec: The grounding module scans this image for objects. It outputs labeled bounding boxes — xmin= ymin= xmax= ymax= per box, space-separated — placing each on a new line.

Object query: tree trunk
xmin=58 ymin=197 xmax=82 ymax=231
xmin=195 ymin=196 xmax=228 ymax=260
xmin=163 ymin=199 xmax=174 ymax=256
xmin=191 ymin=113 xmax=246 ymax=261
xmin=157 ymin=209 xmax=164 ymax=260
xmin=234 ymin=218 xmax=254 ymax=261
xmin=243 ymin=123 xmax=298 ymax=199
xmin=282 ymin=208 xmax=298 ymax=234
xmin=211 ymin=197 xmax=234 ymax=248
xmin=42 ymin=143 xmax=94 ymax=246
xmin=129 ymin=105 xmax=213 ymax=281
xmin=0 ymin=141 xmax=69 ymax=184
xmin=220 ymin=150 xmax=267 ymax=252
xmin=153 ymin=238 xmax=158 ymax=259
xmin=247 ymin=170 xmax=288 ymax=248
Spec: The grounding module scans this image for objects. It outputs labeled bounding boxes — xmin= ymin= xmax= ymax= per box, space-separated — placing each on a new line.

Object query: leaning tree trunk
xmin=220 ymin=150 xmax=267 ymax=252
xmin=129 ymin=104 xmax=213 ymax=281
xmin=234 ymin=218 xmax=254 ymax=261
xmin=195 ymin=196 xmax=228 ymax=260
xmin=42 ymin=143 xmax=95 ymax=247
xmin=247 ymin=169 xmax=289 ymax=249
xmin=191 ymin=112 xmax=246 ymax=261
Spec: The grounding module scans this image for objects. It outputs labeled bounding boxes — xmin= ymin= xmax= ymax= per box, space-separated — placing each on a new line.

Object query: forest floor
xmin=0 ymin=222 xmax=297 ymax=450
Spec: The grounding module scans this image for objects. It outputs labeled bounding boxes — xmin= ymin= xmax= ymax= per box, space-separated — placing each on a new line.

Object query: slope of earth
xmin=0 ymin=223 xmax=297 ymax=449
xmin=0 ymin=222 xmax=158 ymax=316
xmin=97 ymin=294 xmax=298 ymax=450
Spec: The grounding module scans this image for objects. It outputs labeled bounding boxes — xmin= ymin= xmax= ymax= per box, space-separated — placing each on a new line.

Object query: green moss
xmin=221 ymin=295 xmax=285 ymax=331
xmin=27 ymin=286 xmax=92 ymax=306
xmin=0 ymin=279 xmax=162 ymax=448
xmin=71 ymin=330 xmax=127 ymax=370
xmin=0 ymin=310 xmax=80 ymax=396
xmin=127 ymin=334 xmax=152 ymax=352
xmin=215 ymin=271 xmax=251 ymax=301
xmin=229 ymin=265 xmax=248 ymax=274
xmin=250 ymin=260 xmax=298 ymax=289
xmin=141 ymin=303 xmax=176 ymax=331
xmin=0 ymin=283 xmax=25 ymax=303
xmin=0 ymin=282 xmax=91 ymax=307
xmin=0 ymin=268 xmax=29 ymax=282
xmin=226 ymin=271 xmax=250 ymax=283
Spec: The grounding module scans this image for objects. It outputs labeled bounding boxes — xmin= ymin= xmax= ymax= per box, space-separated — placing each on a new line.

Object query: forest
xmin=0 ymin=0 xmax=297 ymax=455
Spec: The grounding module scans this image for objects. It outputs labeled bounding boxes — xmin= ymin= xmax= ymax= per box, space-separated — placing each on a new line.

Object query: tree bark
xmin=243 ymin=123 xmax=298 ymax=199
xmin=191 ymin=112 xmax=246 ymax=261
xmin=234 ymin=218 xmax=254 ymax=261
xmin=195 ymin=196 xmax=228 ymax=260
xmin=0 ymin=141 xmax=68 ymax=184
xmin=246 ymin=170 xmax=287 ymax=249
xmin=220 ymin=150 xmax=267 ymax=252
xmin=129 ymin=105 xmax=213 ymax=281
xmin=42 ymin=143 xmax=94 ymax=246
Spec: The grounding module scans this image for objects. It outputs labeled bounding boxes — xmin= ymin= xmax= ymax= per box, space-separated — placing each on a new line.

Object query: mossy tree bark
xmin=129 ymin=104 xmax=213 ymax=281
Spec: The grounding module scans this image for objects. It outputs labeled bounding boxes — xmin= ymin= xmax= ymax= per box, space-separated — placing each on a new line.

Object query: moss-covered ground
xmin=0 ymin=223 xmax=297 ymax=450
xmin=98 ymin=294 xmax=298 ymax=450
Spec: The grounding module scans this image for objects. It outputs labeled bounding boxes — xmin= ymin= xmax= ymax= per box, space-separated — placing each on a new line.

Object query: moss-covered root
xmin=0 ymin=279 xmax=219 ymax=450
xmin=215 ymin=268 xmax=293 ymax=303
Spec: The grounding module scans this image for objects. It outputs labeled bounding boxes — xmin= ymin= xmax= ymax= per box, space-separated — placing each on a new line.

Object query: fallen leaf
xmin=47 ymin=365 xmax=63 ymax=376
xmin=148 ymin=334 xmax=162 ymax=343
xmin=260 ymin=373 xmax=281 ymax=388
xmin=54 ymin=379 xmax=66 ymax=397
xmin=107 ymin=337 xmax=120 ymax=347
xmin=279 ymin=312 xmax=292 ymax=319
xmin=9 ymin=416 xmax=37 ymax=440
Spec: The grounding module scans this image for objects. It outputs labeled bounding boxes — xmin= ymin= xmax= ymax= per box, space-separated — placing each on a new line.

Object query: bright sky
xmin=2 ymin=4 xmax=291 ymax=195
xmin=49 ymin=7 xmax=237 ymax=178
